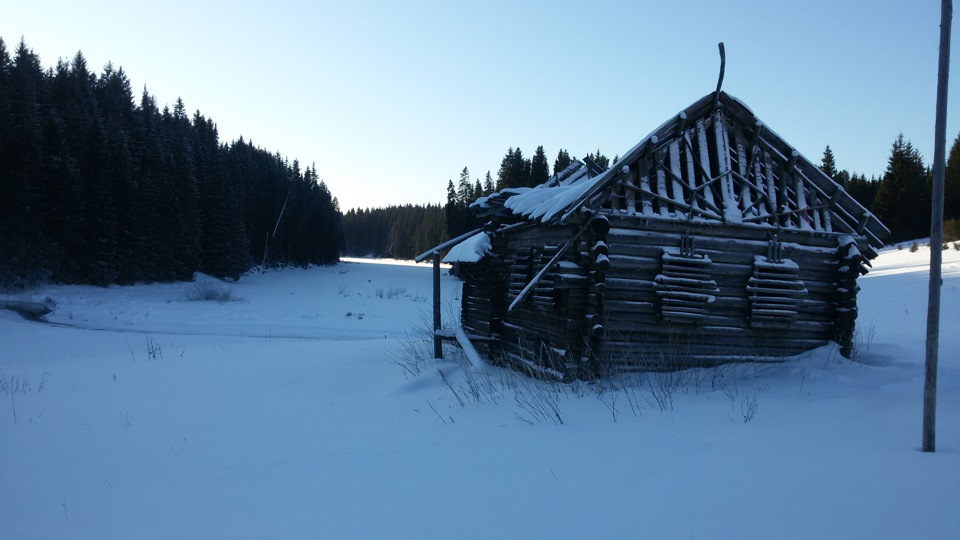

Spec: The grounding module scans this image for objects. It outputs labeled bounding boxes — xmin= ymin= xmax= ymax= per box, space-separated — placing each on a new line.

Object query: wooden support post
xmin=433 ymin=251 xmax=442 ymax=359
xmin=924 ymin=0 xmax=952 ymax=454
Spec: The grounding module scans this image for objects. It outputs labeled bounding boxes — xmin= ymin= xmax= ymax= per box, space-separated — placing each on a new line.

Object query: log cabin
xmin=438 ymin=91 xmax=890 ymax=379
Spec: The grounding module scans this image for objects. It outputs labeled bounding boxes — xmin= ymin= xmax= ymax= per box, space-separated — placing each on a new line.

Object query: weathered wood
xmin=415 ymin=227 xmax=485 ymax=263
xmin=668 ymin=140 xmax=685 ymax=217
xmin=684 ymin=132 xmax=701 ymax=215
xmin=433 ymin=252 xmax=442 ymax=359
xmin=508 ymin=213 xmax=598 ymax=312
xmin=696 ymin=118 xmax=718 ymax=209
xmin=925 ymin=3 xmax=949 ymax=448
xmin=714 ymin=111 xmax=739 ymax=223
xmin=735 ymin=129 xmax=754 ymax=218
xmin=639 ymin=158 xmax=654 ymax=216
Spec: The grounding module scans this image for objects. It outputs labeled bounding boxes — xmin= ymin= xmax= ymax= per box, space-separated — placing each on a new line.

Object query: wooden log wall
xmin=595 ymin=213 xmax=852 ymax=370
xmin=834 ymin=237 xmax=867 ymax=357
xmin=484 ymin=223 xmax=596 ymax=379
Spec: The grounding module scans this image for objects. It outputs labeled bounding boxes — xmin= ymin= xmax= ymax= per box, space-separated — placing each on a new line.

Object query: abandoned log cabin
xmin=440 ymin=91 xmax=890 ymax=379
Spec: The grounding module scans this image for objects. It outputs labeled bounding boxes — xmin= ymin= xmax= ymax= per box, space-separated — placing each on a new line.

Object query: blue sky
xmin=4 ymin=1 xmax=958 ymax=211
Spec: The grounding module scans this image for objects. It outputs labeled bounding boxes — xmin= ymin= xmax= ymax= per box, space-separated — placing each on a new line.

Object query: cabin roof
xmin=473 ymin=91 xmax=890 ymax=254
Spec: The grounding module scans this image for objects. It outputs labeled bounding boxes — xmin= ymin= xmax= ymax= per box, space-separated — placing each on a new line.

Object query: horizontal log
xmin=604 ymin=214 xmax=848 ymax=248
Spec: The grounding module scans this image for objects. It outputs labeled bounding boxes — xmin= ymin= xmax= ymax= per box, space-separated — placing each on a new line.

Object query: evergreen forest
xmin=4 ymin=37 xmax=960 ymax=283
xmin=0 ymin=38 xmax=342 ymax=289
xmin=822 ymin=133 xmax=960 ymax=244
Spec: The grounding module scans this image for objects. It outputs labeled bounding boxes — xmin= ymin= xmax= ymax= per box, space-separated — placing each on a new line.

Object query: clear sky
xmin=4 ymin=1 xmax=958 ymax=212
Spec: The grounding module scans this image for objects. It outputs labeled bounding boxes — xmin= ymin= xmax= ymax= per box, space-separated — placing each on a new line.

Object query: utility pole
xmin=923 ymin=0 xmax=952 ymax=453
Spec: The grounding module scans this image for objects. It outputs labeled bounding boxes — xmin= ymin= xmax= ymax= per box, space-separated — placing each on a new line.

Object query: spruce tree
xmin=445 ymin=179 xmax=462 ymax=238
xmin=585 ymin=149 xmax=609 ymax=170
xmin=820 ymin=145 xmax=838 ymax=178
xmin=554 ymin=149 xmax=572 ymax=175
xmin=0 ymin=39 xmax=49 ymax=287
xmin=457 ymin=166 xmax=472 ymax=205
xmin=483 ymin=171 xmax=494 ymax=195
xmin=872 ymin=134 xmax=930 ymax=242
xmin=497 ymin=147 xmax=531 ymax=189
xmin=944 ymin=132 xmax=960 ymax=221
xmin=845 ymin=173 xmax=879 ymax=211
xmin=530 ymin=145 xmax=549 ymax=186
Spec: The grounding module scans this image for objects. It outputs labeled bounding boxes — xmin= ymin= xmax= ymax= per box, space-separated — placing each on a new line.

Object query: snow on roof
xmin=471 ymin=187 xmax=529 ymax=210
xmin=503 ymin=172 xmax=606 ymax=222
xmin=442 ymin=232 xmax=491 ymax=263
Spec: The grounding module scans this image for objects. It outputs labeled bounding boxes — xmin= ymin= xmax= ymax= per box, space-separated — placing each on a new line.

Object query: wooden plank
xmin=696 ymin=118 xmax=718 ymax=209
xmin=684 ymin=132 xmax=701 ymax=214
xmin=735 ymin=129 xmax=754 ymax=218
xmin=639 ymin=159 xmax=654 ymax=216
xmin=655 ymin=149 xmax=670 ymax=217
xmin=668 ymin=140 xmax=685 ymax=218
xmin=714 ymin=111 xmax=739 ymax=223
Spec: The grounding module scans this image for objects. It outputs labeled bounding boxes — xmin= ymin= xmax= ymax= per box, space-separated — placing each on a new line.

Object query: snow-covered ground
xmin=1 ymin=246 xmax=959 ymax=539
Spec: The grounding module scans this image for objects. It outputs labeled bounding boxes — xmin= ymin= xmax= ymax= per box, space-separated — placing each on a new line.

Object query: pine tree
xmin=497 ymin=147 xmax=515 ymax=190
xmin=845 ymin=173 xmax=879 ymax=211
xmin=554 ymin=149 xmax=572 ymax=175
xmin=820 ymin=145 xmax=838 ymax=178
xmin=497 ymin=147 xmax=531 ymax=189
xmin=530 ymin=145 xmax=549 ymax=186
xmin=585 ymin=149 xmax=609 ymax=170
xmin=457 ymin=166 xmax=472 ymax=205
xmin=483 ymin=171 xmax=494 ymax=195
xmin=872 ymin=134 xmax=930 ymax=242
xmin=445 ymin=179 xmax=462 ymax=238
xmin=193 ymin=111 xmax=248 ymax=279
xmin=944 ymin=132 xmax=960 ymax=221
xmin=0 ymin=38 xmax=49 ymax=287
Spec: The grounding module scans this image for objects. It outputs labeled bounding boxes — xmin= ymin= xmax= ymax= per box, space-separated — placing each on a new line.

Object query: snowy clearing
xmin=1 ymin=247 xmax=959 ymax=538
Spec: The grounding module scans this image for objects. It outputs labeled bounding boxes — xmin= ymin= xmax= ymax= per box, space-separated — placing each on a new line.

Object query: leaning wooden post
xmin=433 ymin=251 xmax=442 ymax=359
xmin=923 ymin=0 xmax=952 ymax=453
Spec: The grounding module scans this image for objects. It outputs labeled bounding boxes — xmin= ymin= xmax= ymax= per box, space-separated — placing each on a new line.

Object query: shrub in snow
xmin=185 ymin=280 xmax=240 ymax=302
xmin=944 ymin=218 xmax=960 ymax=243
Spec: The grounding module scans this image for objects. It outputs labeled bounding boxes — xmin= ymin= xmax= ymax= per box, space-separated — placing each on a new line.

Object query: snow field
xmin=1 ymin=247 xmax=959 ymax=538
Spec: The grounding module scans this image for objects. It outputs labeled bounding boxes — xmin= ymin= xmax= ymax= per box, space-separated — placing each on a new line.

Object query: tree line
xmin=342 ymin=146 xmax=612 ymax=257
xmin=0 ymin=38 xmax=342 ymax=289
xmin=821 ymin=132 xmax=960 ymax=244
xmin=341 ymin=204 xmax=445 ymax=260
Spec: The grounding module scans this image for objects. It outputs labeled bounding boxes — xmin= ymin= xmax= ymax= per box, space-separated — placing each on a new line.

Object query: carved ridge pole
xmin=923 ymin=0 xmax=952 ymax=453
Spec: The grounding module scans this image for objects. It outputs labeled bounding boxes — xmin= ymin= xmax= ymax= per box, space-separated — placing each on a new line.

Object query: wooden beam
xmin=454 ymin=326 xmax=485 ymax=369
xmin=414 ymin=227 xmax=485 ymax=263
